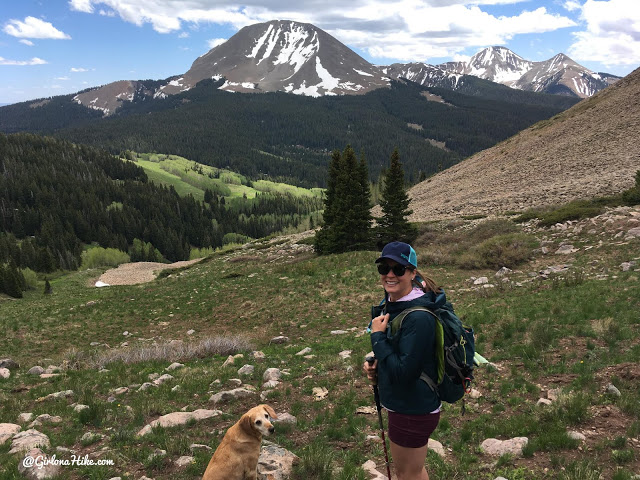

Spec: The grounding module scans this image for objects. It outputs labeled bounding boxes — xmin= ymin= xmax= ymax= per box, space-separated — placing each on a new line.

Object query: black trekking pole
xmin=366 ymin=356 xmax=392 ymax=480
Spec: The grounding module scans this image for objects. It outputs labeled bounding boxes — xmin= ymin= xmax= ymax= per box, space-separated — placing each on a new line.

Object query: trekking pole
xmin=366 ymin=356 xmax=392 ymax=480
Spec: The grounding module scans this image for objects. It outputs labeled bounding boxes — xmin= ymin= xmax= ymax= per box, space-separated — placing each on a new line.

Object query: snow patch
xmin=353 ymin=68 xmax=373 ymax=77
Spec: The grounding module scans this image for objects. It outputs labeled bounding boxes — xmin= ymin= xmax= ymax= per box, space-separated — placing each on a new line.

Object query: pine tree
xmin=315 ymin=146 xmax=372 ymax=254
xmin=376 ymin=148 xmax=418 ymax=248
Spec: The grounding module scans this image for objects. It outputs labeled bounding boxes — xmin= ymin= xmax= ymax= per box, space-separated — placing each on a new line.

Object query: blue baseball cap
xmin=375 ymin=241 xmax=418 ymax=269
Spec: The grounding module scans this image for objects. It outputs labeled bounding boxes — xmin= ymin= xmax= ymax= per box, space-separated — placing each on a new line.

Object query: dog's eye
xmin=265 ymin=414 xmax=269 ymax=418
xmin=255 ymin=420 xmax=262 ymax=426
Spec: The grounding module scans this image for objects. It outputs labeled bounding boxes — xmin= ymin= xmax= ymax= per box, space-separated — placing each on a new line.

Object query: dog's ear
xmin=240 ymin=412 xmax=255 ymax=434
xmin=261 ymin=404 xmax=278 ymax=420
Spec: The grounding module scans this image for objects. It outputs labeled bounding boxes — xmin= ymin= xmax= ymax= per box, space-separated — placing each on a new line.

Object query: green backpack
xmin=390 ymin=305 xmax=475 ymax=404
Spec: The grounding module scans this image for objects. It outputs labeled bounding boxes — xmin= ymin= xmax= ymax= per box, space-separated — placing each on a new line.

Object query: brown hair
xmin=412 ymin=268 xmax=442 ymax=294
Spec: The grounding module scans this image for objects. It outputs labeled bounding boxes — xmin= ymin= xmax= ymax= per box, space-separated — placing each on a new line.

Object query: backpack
xmin=390 ymin=305 xmax=475 ymax=405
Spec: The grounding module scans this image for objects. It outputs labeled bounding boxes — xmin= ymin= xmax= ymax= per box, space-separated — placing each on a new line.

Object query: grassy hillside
xmin=129 ymin=152 xmax=323 ymax=202
xmin=1 ymin=207 xmax=639 ymax=479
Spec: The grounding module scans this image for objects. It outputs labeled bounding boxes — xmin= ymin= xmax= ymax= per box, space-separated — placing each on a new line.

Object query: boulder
xmin=263 ymin=368 xmax=282 ymax=382
xmin=137 ymin=409 xmax=222 ymax=437
xmin=18 ymin=447 xmax=61 ymax=479
xmin=209 ymin=388 xmax=255 ymax=404
xmin=238 ymin=365 xmax=255 ymax=376
xmin=0 ymin=358 xmax=19 ymax=370
xmin=9 ymin=429 xmax=50 ymax=454
xmin=257 ymin=442 xmax=299 ymax=480
xmin=481 ymin=437 xmax=528 ymax=457
xmin=0 ymin=423 xmax=21 ymax=445
xmin=27 ymin=366 xmax=45 ymax=376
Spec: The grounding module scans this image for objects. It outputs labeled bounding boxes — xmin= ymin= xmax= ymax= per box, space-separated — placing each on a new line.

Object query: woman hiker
xmin=363 ymin=241 xmax=447 ymax=480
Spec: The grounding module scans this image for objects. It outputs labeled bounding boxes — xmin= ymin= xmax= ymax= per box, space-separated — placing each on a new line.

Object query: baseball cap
xmin=375 ymin=241 xmax=418 ymax=269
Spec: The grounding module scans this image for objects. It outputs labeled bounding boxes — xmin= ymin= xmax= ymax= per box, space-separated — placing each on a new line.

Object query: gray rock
xmin=555 ymin=244 xmax=578 ymax=254
xmin=36 ymin=390 xmax=73 ymax=402
xmin=473 ymin=276 xmax=489 ymax=285
xmin=238 ymin=364 xmax=255 ymax=376
xmin=257 ymin=442 xmax=299 ymax=480
xmin=0 ymin=358 xmax=19 ymax=370
xmin=295 ymin=347 xmax=312 ymax=356
xmin=269 ymin=336 xmax=289 ymax=344
xmin=18 ymin=413 xmax=34 ymax=424
xmin=568 ymin=431 xmax=586 ymax=441
xmin=175 ymin=455 xmax=195 ymax=467
xmin=9 ymin=429 xmax=50 ymax=454
xmin=263 ymin=368 xmax=282 ymax=382
xmin=209 ymin=388 xmax=255 ymax=404
xmin=0 ymin=368 xmax=10 ymax=379
xmin=28 ymin=366 xmax=45 ymax=376
xmin=480 ymin=437 xmax=528 ymax=457
xmin=606 ymin=384 xmax=622 ymax=397
xmin=275 ymin=412 xmax=297 ymax=425
xmin=166 ymin=362 xmax=185 ymax=371
xmin=18 ymin=448 xmax=61 ymax=479
xmin=137 ymin=409 xmax=222 ymax=437
xmin=152 ymin=374 xmax=174 ymax=386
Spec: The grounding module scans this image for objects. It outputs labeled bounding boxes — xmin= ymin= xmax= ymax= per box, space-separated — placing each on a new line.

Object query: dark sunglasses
xmin=377 ymin=263 xmax=410 ymax=276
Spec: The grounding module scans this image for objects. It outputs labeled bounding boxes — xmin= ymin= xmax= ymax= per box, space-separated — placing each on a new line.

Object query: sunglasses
xmin=377 ymin=263 xmax=411 ymax=276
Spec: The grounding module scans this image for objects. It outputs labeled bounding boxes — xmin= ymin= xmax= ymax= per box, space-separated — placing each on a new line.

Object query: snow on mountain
xmin=159 ymin=20 xmax=389 ymax=97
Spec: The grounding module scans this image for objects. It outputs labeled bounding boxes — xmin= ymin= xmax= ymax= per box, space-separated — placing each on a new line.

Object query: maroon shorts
xmin=387 ymin=410 xmax=440 ymax=448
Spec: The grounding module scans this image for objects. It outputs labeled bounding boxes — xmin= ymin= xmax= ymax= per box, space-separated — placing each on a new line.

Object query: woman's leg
xmin=389 ymin=440 xmax=430 ymax=480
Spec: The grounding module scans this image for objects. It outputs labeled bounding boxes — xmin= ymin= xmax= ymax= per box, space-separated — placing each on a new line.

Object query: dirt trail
xmin=97 ymin=259 xmax=202 ymax=286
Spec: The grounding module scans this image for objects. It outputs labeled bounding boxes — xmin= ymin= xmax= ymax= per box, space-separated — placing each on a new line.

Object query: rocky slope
xmin=408 ymin=66 xmax=640 ymax=222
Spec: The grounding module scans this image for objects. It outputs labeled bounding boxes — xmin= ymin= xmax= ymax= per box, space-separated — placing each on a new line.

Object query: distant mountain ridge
xmin=55 ymin=20 xmax=620 ymax=115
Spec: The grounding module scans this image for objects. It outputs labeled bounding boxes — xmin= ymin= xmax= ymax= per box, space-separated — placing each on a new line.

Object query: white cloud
xmin=562 ymin=0 xmax=582 ymax=11
xmin=19 ymin=39 xmax=35 ymax=46
xmin=568 ymin=0 xmax=640 ymax=67
xmin=208 ymin=38 xmax=227 ymax=49
xmin=0 ymin=56 xmax=47 ymax=66
xmin=55 ymin=76 xmax=71 ymax=80
xmin=179 ymin=32 xmax=189 ymax=38
xmin=99 ymin=9 xmax=117 ymax=17
xmin=71 ymin=67 xmax=89 ymax=72
xmin=3 ymin=16 xmax=71 ymax=40
xmin=69 ymin=0 xmax=94 ymax=13
xmin=69 ymin=1 xmax=580 ymax=63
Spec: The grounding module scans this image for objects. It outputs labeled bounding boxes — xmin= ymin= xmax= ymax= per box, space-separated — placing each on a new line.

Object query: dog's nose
xmin=268 ymin=427 xmax=275 ymax=434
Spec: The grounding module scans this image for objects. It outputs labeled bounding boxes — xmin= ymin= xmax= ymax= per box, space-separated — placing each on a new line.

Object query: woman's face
xmin=379 ymin=260 xmax=415 ymax=301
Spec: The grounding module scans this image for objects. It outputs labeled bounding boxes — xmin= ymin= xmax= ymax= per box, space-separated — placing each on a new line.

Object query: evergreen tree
xmin=376 ymin=148 xmax=418 ymax=248
xmin=314 ymin=145 xmax=372 ymax=254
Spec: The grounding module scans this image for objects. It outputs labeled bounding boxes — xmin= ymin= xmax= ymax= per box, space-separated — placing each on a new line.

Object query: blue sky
xmin=1 ymin=0 xmax=639 ymax=104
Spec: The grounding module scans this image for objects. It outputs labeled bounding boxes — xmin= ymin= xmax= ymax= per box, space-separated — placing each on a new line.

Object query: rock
xmin=9 ymin=429 xmax=50 ymax=454
xmin=222 ymin=355 xmax=236 ymax=367
xmin=269 ymin=336 xmax=289 ymax=345
xmin=187 ymin=329 xmax=195 ymax=335
xmin=252 ymin=351 xmax=266 ymax=359
xmin=480 ymin=437 xmax=528 ymax=457
xmin=296 ymin=347 xmax=312 ymax=356
xmin=312 ymin=387 xmax=329 ymax=401
xmin=238 ymin=364 xmax=255 ymax=376
xmin=137 ymin=409 xmax=222 ymax=436
xmin=606 ymin=384 xmax=622 ymax=397
xmin=18 ymin=413 xmax=34 ymax=424
xmin=361 ymin=460 xmax=388 ymax=480
xmin=152 ymin=374 xmax=174 ymax=386
xmin=228 ymin=378 xmax=243 ymax=387
xmin=262 ymin=380 xmax=280 ymax=389
xmin=81 ymin=432 xmax=104 ymax=444
xmin=175 ymin=455 xmax=195 ymax=467
xmin=537 ymin=398 xmax=553 ymax=407
xmin=28 ymin=414 xmax=62 ymax=428
xmin=113 ymin=387 xmax=129 ymax=395
xmin=263 ymin=368 xmax=282 ymax=382
xmin=568 ymin=431 xmax=586 ymax=441
xmin=275 ymin=413 xmax=297 ymax=425
xmin=257 ymin=442 xmax=299 ymax=480
xmin=355 ymin=406 xmax=377 ymax=415
xmin=555 ymin=244 xmax=578 ymax=254
xmin=28 ymin=366 xmax=45 ymax=376
xmin=627 ymin=226 xmax=640 ymax=238
xmin=0 ymin=423 xmax=21 ymax=445
xmin=0 ymin=358 xmax=19 ymax=370
xmin=36 ymin=390 xmax=74 ymax=402
xmin=473 ymin=277 xmax=489 ymax=285
xmin=166 ymin=362 xmax=185 ymax=371
xmin=209 ymin=388 xmax=255 ymax=404
xmin=190 ymin=443 xmax=212 ymax=451
xmin=338 ymin=350 xmax=352 ymax=359
xmin=0 ymin=368 xmax=10 ymax=379
xmin=495 ymin=267 xmax=513 ymax=277
xmin=621 ymin=262 xmax=633 ymax=272
xmin=18 ymin=447 xmax=61 ymax=479
xmin=137 ymin=382 xmax=157 ymax=392
xmin=428 ymin=438 xmax=445 ymax=458
xmin=330 ymin=330 xmax=348 ymax=335
xmin=547 ymin=388 xmax=562 ymax=402
xmin=147 ymin=448 xmax=167 ymax=461
xmin=73 ymin=404 xmax=90 ymax=413
xmin=468 ymin=388 xmax=483 ymax=399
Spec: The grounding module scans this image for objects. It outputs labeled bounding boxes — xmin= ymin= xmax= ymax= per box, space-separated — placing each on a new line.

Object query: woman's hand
xmin=370 ymin=313 xmax=390 ymax=333
xmin=363 ymin=357 xmax=378 ymax=383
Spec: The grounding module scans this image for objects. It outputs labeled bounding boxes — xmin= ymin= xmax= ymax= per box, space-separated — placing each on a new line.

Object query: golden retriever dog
xmin=202 ymin=404 xmax=278 ymax=480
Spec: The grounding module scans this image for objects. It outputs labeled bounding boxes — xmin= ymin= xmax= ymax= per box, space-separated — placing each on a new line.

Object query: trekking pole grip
xmin=365 ymin=356 xmax=377 ymax=386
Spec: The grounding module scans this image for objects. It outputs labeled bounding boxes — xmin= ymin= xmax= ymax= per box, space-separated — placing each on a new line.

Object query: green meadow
xmin=1 ymin=207 xmax=639 ymax=480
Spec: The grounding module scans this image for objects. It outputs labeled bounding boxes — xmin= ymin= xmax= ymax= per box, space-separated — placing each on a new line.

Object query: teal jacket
xmin=370 ymin=290 xmax=447 ymax=414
